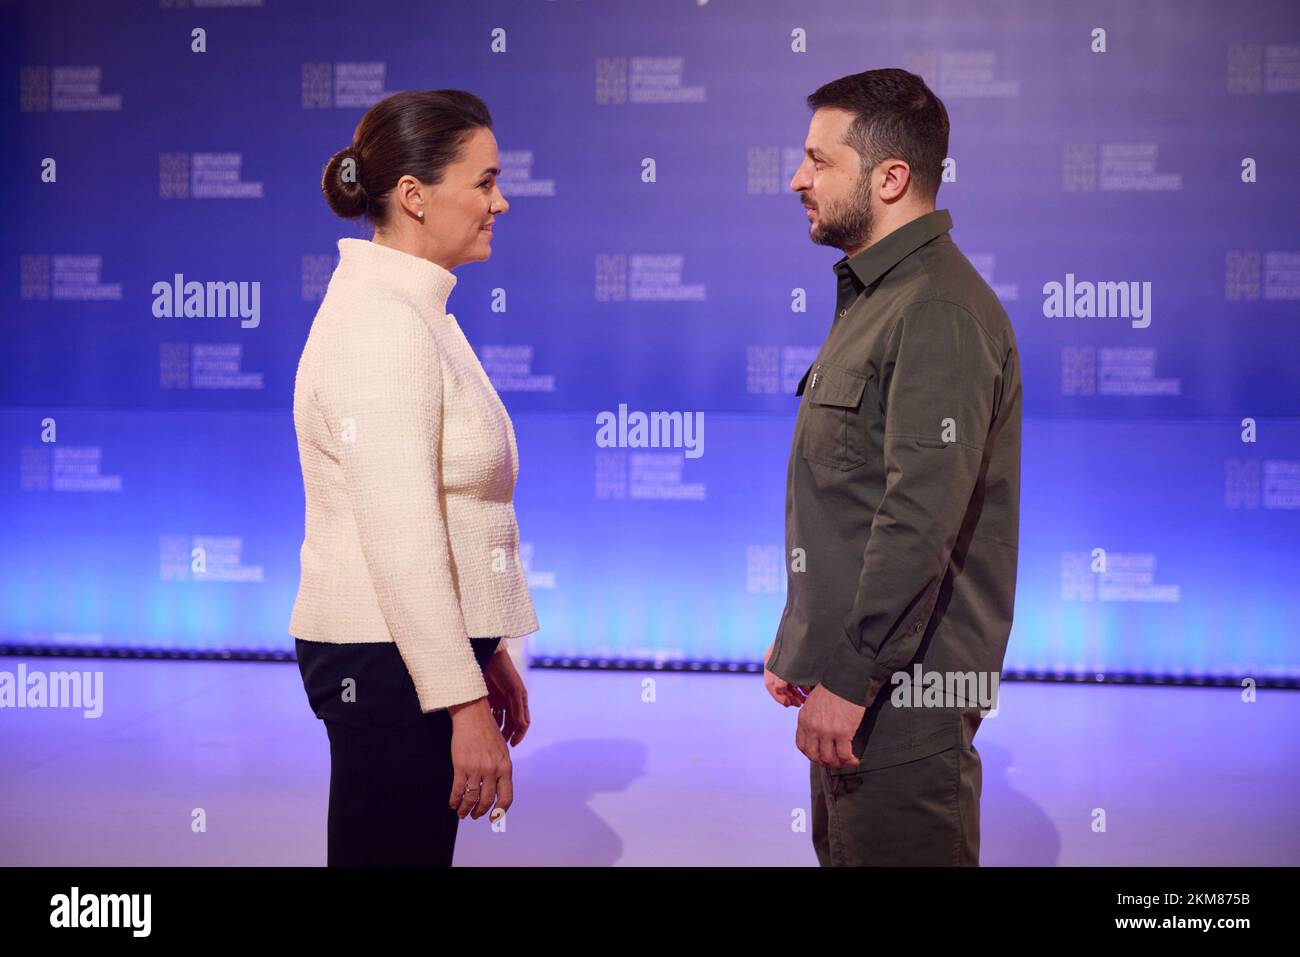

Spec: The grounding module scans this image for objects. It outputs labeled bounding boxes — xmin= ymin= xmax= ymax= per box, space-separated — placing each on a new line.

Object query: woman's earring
xmin=417 ymin=210 xmax=424 ymax=219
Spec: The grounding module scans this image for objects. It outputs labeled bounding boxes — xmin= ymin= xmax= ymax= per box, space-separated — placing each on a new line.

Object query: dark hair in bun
xmin=322 ymin=145 xmax=367 ymax=219
xmin=321 ymin=90 xmax=493 ymax=225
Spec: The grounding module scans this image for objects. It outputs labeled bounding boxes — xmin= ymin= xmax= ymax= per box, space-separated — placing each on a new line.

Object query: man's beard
xmin=806 ymin=175 xmax=873 ymax=251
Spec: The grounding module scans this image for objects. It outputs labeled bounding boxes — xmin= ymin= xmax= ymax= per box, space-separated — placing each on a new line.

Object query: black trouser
xmin=295 ymin=636 xmax=500 ymax=866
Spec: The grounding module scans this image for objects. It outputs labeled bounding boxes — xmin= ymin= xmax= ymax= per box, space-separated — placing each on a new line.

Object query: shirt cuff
xmin=818 ymin=632 xmax=891 ymax=706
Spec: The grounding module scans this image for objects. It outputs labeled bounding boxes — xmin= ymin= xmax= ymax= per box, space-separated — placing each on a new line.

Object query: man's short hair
xmin=807 ymin=68 xmax=950 ymax=201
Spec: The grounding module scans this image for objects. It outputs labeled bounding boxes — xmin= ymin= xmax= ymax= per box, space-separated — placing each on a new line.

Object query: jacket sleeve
xmin=316 ymin=301 xmax=487 ymax=712
xmin=817 ymin=299 xmax=1005 ymax=705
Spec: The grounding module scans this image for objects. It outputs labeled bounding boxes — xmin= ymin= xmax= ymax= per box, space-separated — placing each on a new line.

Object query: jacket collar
xmin=836 ymin=208 xmax=953 ymax=289
xmin=335 ymin=237 xmax=457 ymax=314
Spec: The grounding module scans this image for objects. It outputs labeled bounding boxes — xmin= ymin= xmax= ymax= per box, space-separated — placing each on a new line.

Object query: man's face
xmin=789 ymin=107 xmax=875 ymax=252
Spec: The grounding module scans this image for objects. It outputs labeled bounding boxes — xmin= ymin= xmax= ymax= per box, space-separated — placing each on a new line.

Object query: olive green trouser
xmin=810 ymin=744 xmax=981 ymax=866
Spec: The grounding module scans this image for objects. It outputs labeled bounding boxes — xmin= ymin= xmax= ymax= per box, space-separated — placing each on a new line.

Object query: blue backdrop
xmin=3 ymin=0 xmax=1298 ymax=679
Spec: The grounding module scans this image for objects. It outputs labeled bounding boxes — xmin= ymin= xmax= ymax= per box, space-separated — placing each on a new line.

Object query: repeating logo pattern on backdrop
xmin=6 ymin=1 xmax=1299 ymax=678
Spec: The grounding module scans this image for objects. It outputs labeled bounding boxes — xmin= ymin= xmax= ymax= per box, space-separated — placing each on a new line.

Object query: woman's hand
xmin=484 ymin=646 xmax=531 ymax=746
xmin=447 ymin=697 xmax=512 ymax=821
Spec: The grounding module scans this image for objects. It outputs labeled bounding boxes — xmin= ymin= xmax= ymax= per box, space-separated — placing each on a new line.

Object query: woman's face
xmin=425 ymin=126 xmax=509 ymax=269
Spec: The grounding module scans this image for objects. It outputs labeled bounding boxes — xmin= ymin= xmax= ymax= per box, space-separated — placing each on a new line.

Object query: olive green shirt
xmin=768 ymin=208 xmax=1022 ymax=771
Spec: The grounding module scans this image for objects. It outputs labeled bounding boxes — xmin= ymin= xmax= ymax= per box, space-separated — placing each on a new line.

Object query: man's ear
xmin=880 ymin=159 xmax=912 ymax=200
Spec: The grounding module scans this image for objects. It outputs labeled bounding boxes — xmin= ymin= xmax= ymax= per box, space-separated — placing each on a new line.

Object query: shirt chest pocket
xmin=800 ymin=362 xmax=873 ymax=471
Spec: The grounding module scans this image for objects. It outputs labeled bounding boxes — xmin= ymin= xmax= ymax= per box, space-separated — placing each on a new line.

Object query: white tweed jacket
xmin=289 ymin=237 xmax=538 ymax=712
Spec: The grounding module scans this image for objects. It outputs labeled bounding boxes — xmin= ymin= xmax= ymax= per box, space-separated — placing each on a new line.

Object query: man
xmin=763 ymin=68 xmax=1022 ymax=867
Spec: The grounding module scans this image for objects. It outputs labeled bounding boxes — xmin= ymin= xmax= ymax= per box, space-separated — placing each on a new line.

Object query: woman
xmin=289 ymin=90 xmax=537 ymax=866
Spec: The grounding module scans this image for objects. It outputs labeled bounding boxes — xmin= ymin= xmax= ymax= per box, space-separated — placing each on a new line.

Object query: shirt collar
xmin=335 ymin=237 xmax=457 ymax=314
xmin=835 ymin=208 xmax=953 ymax=289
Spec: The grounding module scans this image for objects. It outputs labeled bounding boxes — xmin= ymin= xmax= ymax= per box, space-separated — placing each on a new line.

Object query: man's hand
xmin=797 ymin=684 xmax=866 ymax=769
xmin=763 ymin=640 xmax=808 ymax=708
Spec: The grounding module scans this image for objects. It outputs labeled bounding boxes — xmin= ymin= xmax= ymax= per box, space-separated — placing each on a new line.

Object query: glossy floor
xmin=0 ymin=655 xmax=1295 ymax=866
